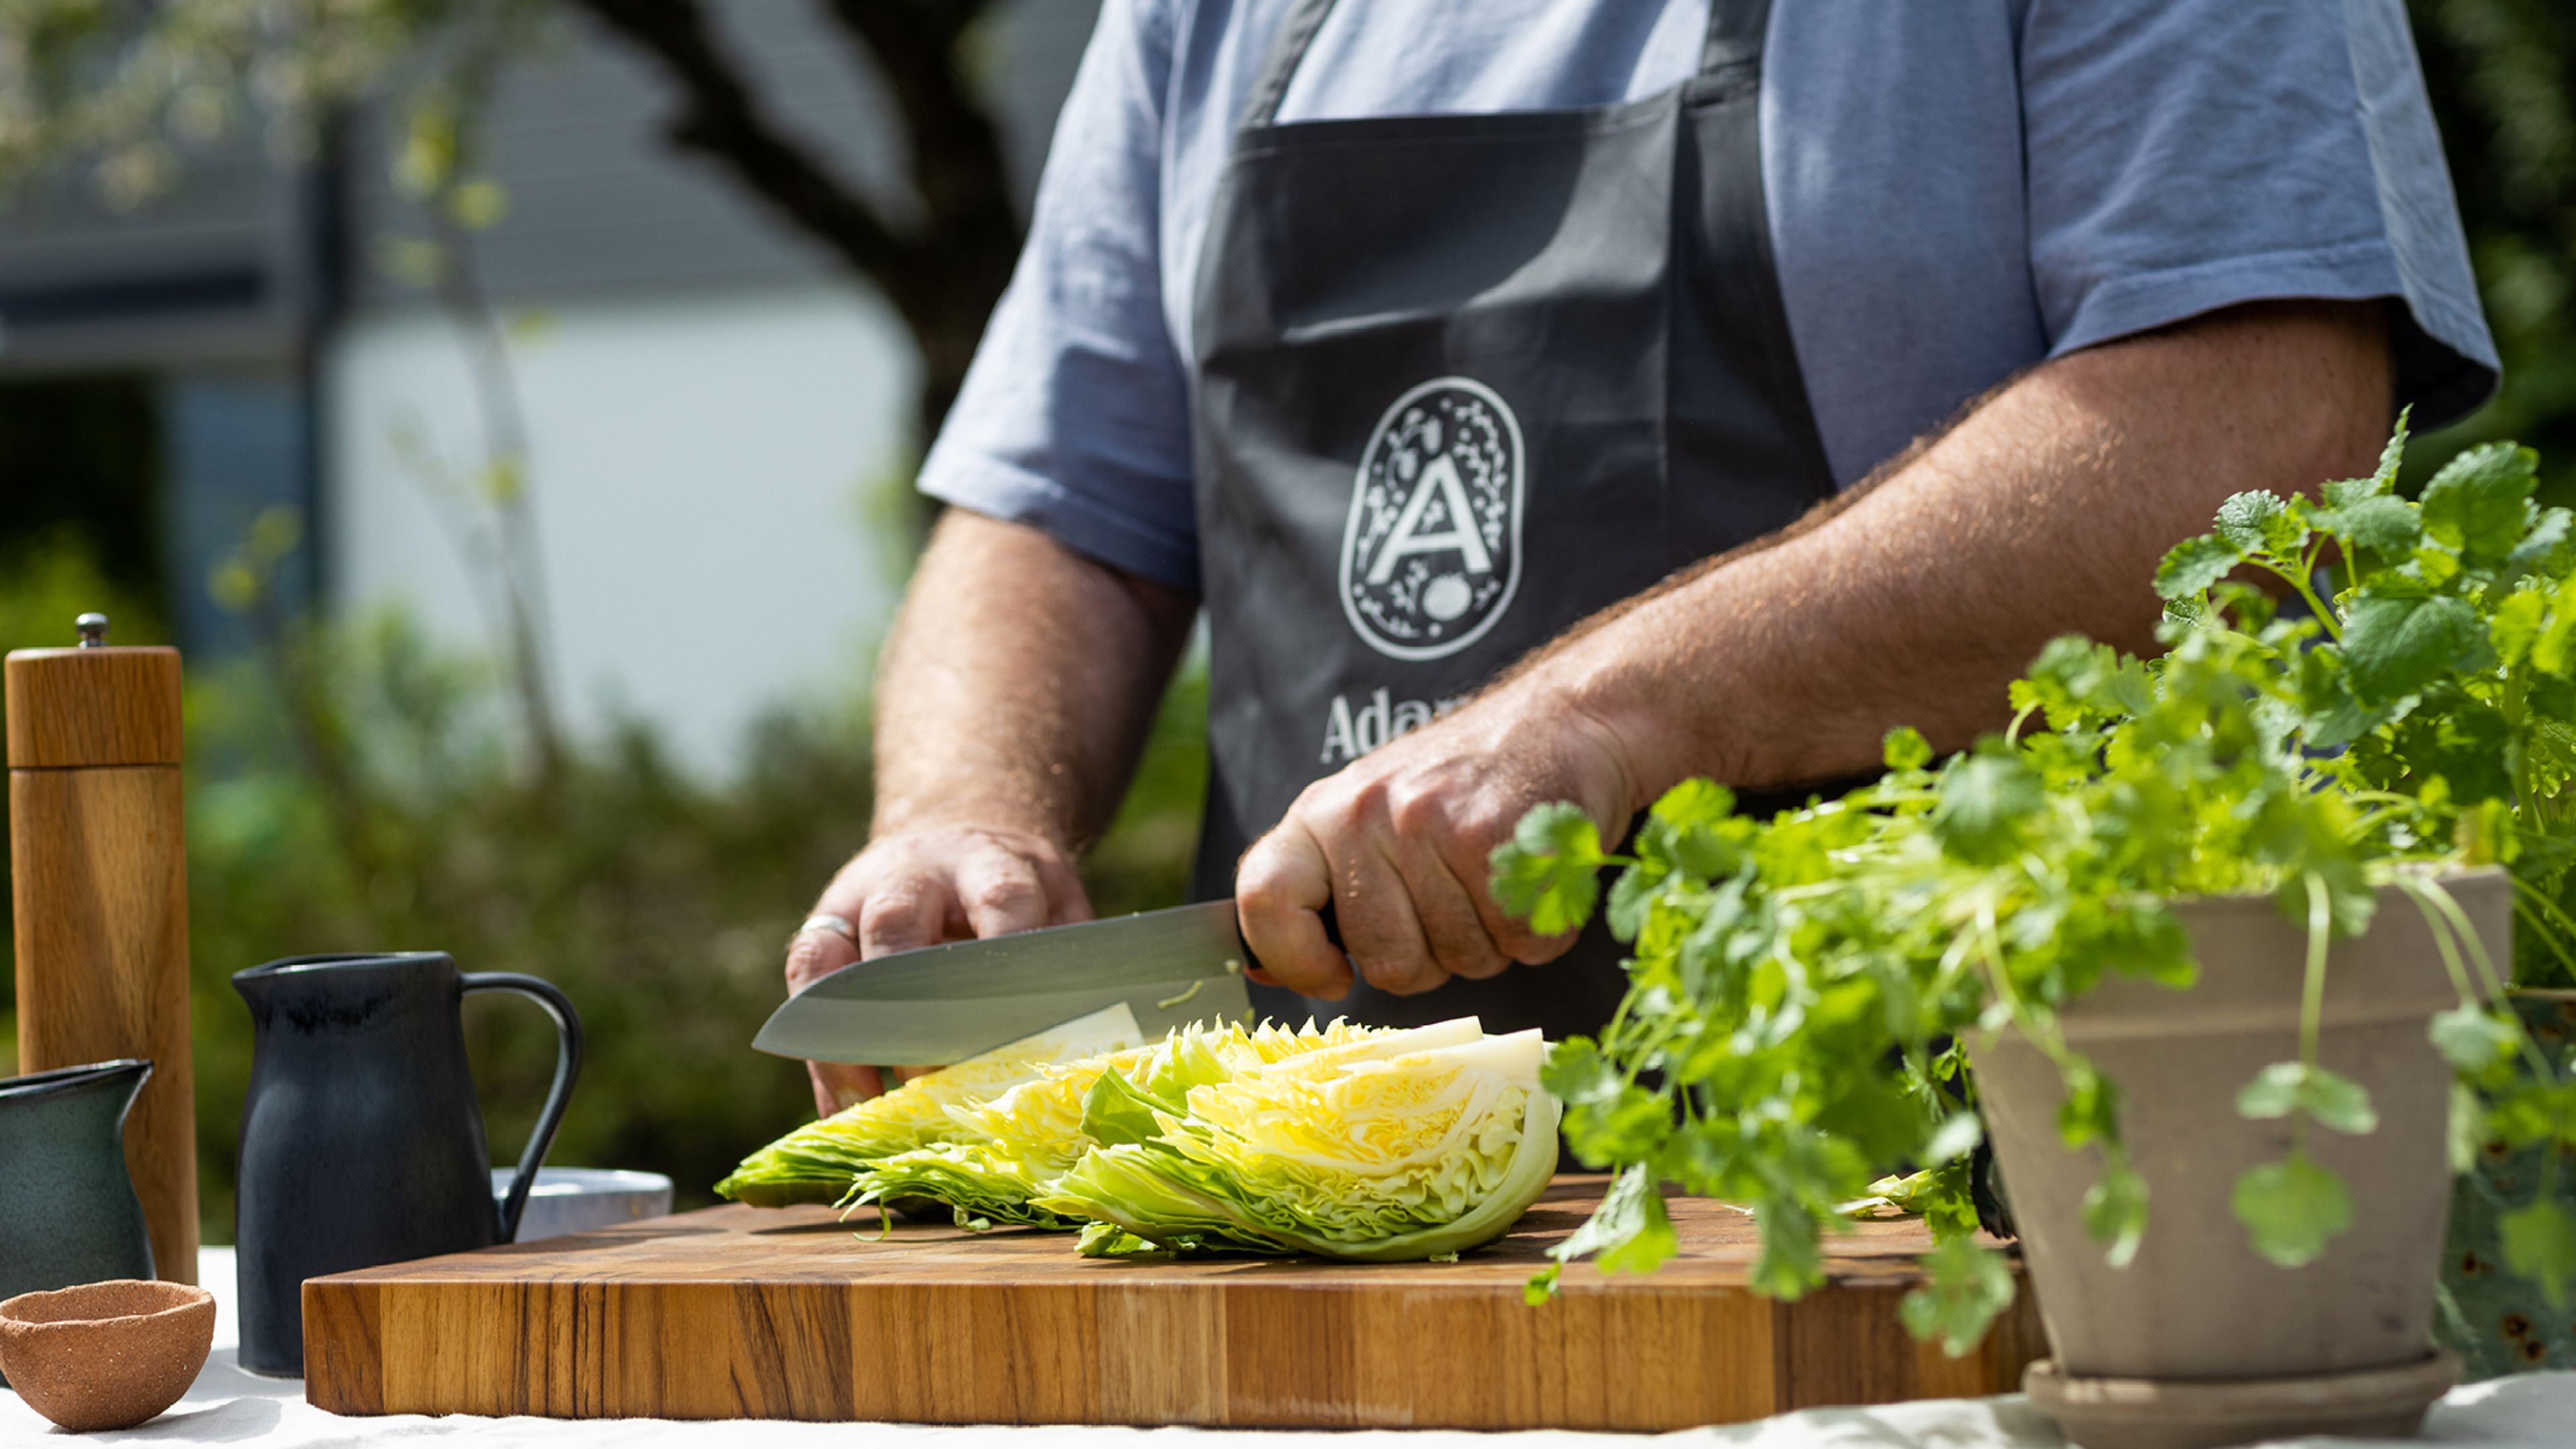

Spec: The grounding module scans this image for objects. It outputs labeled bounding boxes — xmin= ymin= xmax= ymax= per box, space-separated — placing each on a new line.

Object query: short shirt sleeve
xmin=2021 ymin=0 xmax=2498 ymax=426
xmin=917 ymin=0 xmax=1203 ymax=590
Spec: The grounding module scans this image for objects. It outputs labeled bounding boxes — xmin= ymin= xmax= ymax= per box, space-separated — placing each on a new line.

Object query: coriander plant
xmin=1494 ymin=417 xmax=2576 ymax=1352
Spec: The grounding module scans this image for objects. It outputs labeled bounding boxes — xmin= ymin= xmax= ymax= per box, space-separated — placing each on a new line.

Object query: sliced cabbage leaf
xmin=714 ymin=1001 xmax=1144 ymax=1207
xmin=847 ymin=1143 xmax=1080 ymax=1229
xmin=1035 ymin=1024 xmax=1560 ymax=1261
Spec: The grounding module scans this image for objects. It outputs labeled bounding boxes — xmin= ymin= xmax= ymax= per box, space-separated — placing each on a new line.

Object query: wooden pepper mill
xmin=7 ymin=612 xmax=197 ymax=1285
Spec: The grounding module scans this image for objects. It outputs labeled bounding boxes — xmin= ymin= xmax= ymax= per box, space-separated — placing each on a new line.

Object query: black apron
xmin=1187 ymin=0 xmax=1837 ymax=1040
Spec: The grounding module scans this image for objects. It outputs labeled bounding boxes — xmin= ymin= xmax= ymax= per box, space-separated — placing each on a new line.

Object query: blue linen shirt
xmin=920 ymin=0 xmax=2498 ymax=594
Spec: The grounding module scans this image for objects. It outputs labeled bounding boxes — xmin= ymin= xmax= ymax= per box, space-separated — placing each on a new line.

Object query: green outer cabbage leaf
xmin=847 ymin=1144 xmax=1085 ymax=1230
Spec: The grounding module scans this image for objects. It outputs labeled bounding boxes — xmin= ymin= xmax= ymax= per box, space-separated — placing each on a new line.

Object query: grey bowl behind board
xmin=490 ymin=1168 xmax=674 ymax=1242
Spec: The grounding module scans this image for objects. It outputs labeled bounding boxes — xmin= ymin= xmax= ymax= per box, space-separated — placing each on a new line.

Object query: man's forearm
xmin=873 ymin=510 xmax=1199 ymax=847
xmin=793 ymin=513 xmax=1191 ymax=1108
xmin=1539 ymin=300 xmax=2396 ymax=807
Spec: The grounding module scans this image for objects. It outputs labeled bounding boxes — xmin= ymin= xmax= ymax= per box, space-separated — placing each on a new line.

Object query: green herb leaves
xmin=2429 ymin=1004 xmax=2522 ymax=1077
xmin=2343 ymin=594 xmax=2491 ymax=704
xmin=1552 ymin=1163 xmax=1679 ymax=1277
xmin=2235 ymin=1063 xmax=2379 ymax=1136
xmin=2502 ymin=1197 xmax=2576 ymax=1306
xmin=1901 ymin=1234 xmax=2019 ymax=1358
xmin=2215 ymin=490 xmax=2302 ymax=555
xmin=1505 ymin=418 xmax=2576 ymax=1347
xmin=2231 ymin=1152 xmax=2355 ymax=1269
xmin=2314 ymin=492 xmax=2421 ymax=559
xmin=1491 ymin=802 xmax=1609 ymax=938
xmin=2155 ymin=535 xmax=2247 ymax=602
xmin=2082 ymin=1163 xmax=2149 ymax=1270
xmin=2419 ymin=442 xmax=2540 ymax=564
xmin=1929 ymin=750 xmax=2044 ymax=863
xmin=1882 ymin=726 xmax=1935 ymax=772
xmin=1492 ymin=607 xmax=2377 ymax=1329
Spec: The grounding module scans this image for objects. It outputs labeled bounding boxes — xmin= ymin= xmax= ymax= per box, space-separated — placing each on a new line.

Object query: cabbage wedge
xmin=713 ymin=1002 xmax=1144 ymax=1208
xmin=1036 ymin=1022 xmax=1560 ymax=1261
xmin=846 ymin=1017 xmax=1399 ymax=1227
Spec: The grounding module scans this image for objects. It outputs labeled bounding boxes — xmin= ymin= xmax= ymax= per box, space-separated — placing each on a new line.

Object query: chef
xmin=786 ymin=0 xmax=2497 ymax=1111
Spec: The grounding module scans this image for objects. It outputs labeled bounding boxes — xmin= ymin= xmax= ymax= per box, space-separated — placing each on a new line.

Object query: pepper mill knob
xmin=75 ymin=612 xmax=109 ymax=647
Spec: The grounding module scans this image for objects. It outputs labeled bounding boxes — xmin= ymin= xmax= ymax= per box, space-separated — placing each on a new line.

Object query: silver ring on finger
xmin=792 ymin=912 xmax=859 ymax=952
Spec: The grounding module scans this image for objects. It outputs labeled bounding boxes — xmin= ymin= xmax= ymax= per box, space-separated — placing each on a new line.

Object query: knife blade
xmin=752 ymin=898 xmax=1261 ymax=1065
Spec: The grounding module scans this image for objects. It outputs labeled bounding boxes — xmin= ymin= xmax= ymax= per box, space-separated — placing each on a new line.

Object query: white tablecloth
xmin=5 ymin=1249 xmax=2570 ymax=1447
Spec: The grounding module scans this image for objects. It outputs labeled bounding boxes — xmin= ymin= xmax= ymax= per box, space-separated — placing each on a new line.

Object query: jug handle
xmin=462 ymin=972 xmax=585 ymax=1242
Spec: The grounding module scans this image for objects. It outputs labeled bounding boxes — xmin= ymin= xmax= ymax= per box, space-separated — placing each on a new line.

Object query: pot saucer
xmin=2024 ymin=1351 xmax=2457 ymax=1449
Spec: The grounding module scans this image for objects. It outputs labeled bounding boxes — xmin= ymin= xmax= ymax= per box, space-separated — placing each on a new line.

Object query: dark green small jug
xmin=0 ymin=1058 xmax=156 ymax=1387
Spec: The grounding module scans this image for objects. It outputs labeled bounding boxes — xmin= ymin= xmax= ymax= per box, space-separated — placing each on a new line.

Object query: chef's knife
xmin=752 ymin=898 xmax=1279 ymax=1065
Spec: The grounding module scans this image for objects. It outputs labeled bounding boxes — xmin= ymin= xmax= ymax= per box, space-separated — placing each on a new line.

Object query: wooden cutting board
xmin=303 ymin=1177 xmax=2040 ymax=1430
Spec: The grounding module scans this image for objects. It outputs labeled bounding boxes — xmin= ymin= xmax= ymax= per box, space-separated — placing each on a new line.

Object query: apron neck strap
xmin=1240 ymin=0 xmax=1779 ymax=133
xmin=1701 ymin=0 xmax=1775 ymax=73
xmin=1238 ymin=0 xmax=1341 ymax=131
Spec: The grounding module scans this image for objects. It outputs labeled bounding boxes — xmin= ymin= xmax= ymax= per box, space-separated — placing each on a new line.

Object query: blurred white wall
xmin=327 ymin=282 xmax=914 ymax=773
xmin=315 ymin=0 xmax=1099 ymax=777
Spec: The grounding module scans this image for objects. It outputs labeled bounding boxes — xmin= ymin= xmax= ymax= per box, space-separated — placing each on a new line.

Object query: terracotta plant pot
xmin=0 ymin=1279 xmax=215 ymax=1432
xmin=1974 ymin=867 xmax=2509 ymax=1449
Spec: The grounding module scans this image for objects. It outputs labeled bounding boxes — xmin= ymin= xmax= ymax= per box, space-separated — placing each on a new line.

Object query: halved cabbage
xmin=1035 ymin=1024 xmax=1560 ymax=1261
xmin=713 ymin=1001 xmax=1144 ymax=1208
xmin=846 ymin=1017 xmax=1400 ymax=1226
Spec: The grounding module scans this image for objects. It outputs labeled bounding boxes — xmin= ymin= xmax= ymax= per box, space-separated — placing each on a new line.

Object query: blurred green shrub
xmin=2412 ymin=0 xmax=2576 ymax=497
xmin=182 ymin=612 xmax=1207 ymax=1237
xmin=180 ymin=610 xmax=847 ymax=1234
xmin=0 ymin=531 xmax=166 ymax=662
xmin=3 ymin=535 xmax=1208 ymax=1239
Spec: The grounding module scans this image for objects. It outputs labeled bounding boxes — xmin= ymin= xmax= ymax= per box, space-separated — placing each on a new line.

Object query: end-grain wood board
xmin=303 ymin=1177 xmax=2039 ymax=1430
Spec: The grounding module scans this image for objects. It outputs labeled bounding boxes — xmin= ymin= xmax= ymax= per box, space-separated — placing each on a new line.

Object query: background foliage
xmin=2414 ymin=0 xmax=2576 ymax=492
xmin=0 ymin=534 xmax=1208 ymax=1235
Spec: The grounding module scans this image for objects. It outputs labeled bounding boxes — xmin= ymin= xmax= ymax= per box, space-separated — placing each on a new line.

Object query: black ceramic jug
xmin=0 ymin=1059 xmax=156 ymax=1387
xmin=232 ymin=953 xmax=580 ymax=1376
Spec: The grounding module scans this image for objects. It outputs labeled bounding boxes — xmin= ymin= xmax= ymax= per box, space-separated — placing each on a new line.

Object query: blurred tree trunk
xmin=572 ymin=0 xmax=1022 ymax=470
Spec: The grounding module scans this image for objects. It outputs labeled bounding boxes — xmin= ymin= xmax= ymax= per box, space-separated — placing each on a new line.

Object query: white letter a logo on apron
xmin=1340 ymin=378 xmax=1524 ymax=661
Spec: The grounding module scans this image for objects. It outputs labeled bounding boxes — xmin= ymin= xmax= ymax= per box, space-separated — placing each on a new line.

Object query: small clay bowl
xmin=0 ymin=1280 xmax=214 ymax=1432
